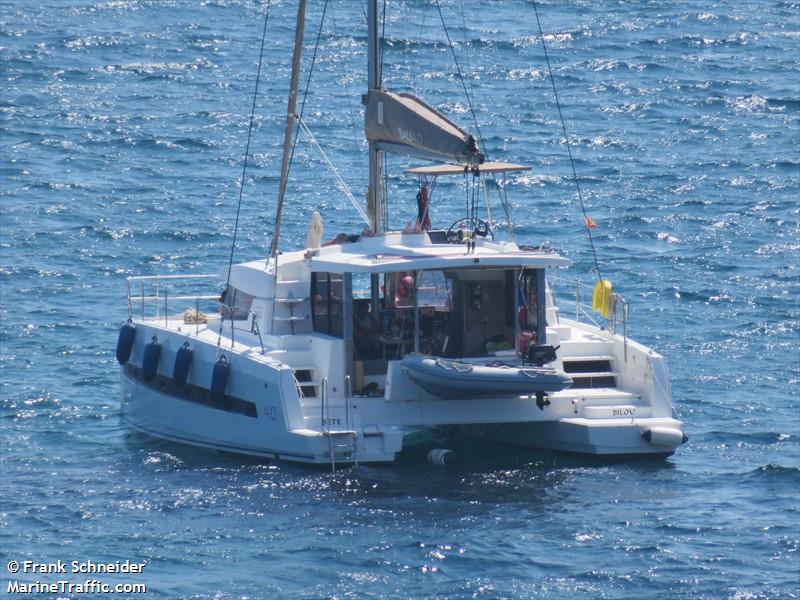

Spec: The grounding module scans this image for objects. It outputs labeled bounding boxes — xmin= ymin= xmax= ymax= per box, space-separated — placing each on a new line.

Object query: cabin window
xmin=221 ymin=286 xmax=254 ymax=320
xmin=387 ymin=271 xmax=415 ymax=309
xmin=519 ymin=269 xmax=544 ymax=348
xmin=416 ymin=270 xmax=451 ymax=309
xmin=311 ymin=272 xmax=343 ymax=337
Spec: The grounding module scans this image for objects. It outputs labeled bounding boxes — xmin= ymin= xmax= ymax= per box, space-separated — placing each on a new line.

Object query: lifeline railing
xmin=554 ymin=277 xmax=630 ymax=361
xmin=125 ymin=274 xmax=220 ymax=324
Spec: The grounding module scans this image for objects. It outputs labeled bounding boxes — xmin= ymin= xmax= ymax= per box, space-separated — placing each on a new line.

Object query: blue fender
xmin=173 ymin=342 xmax=193 ymax=387
xmin=211 ymin=355 xmax=230 ymax=406
xmin=115 ymin=321 xmax=136 ymax=365
xmin=142 ymin=336 xmax=161 ymax=382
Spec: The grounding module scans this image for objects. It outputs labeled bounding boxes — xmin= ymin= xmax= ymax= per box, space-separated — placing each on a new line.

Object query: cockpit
xmin=309 ymin=263 xmax=547 ymax=396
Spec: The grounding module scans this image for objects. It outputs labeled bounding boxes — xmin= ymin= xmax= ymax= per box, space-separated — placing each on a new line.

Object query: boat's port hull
xmin=120 ymin=372 xmax=401 ymax=464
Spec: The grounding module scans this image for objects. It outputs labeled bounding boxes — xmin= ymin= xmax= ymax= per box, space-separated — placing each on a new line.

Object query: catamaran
xmin=117 ymin=1 xmax=686 ymax=466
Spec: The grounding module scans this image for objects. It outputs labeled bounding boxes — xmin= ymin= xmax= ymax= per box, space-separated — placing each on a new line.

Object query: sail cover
xmin=364 ymin=89 xmax=484 ymax=165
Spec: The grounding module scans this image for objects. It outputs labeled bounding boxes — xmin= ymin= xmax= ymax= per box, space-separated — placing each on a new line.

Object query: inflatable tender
xmin=402 ymin=354 xmax=572 ymax=400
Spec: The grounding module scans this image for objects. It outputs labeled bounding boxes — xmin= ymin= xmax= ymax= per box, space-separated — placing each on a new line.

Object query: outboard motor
xmin=526 ymin=344 xmax=560 ymax=366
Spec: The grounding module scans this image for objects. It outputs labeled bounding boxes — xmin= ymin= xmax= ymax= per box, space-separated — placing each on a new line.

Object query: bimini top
xmin=302 ymin=232 xmax=569 ymax=274
xmin=223 ymin=233 xmax=569 ymax=296
xmin=405 ymin=161 xmax=531 ymax=176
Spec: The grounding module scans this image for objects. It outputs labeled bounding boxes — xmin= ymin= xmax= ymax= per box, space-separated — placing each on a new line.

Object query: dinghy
xmin=402 ymin=354 xmax=572 ymax=399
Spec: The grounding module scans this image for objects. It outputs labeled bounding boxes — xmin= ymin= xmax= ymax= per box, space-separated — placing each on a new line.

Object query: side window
xmin=416 ymin=271 xmax=451 ymax=309
xmin=222 ymin=287 xmax=254 ymax=320
xmin=311 ymin=272 xmax=343 ymax=337
xmin=520 ymin=271 xmax=539 ymax=334
xmin=392 ymin=271 xmax=416 ymax=309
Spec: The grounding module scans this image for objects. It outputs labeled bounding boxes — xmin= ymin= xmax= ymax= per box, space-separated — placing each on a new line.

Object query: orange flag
xmin=584 ymin=215 xmax=598 ymax=228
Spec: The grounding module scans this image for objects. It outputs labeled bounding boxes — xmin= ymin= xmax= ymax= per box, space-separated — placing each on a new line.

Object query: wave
xmin=744 ymin=464 xmax=800 ymax=482
xmin=701 ymin=431 xmax=796 ymax=445
xmin=101 ymin=57 xmax=215 ymax=76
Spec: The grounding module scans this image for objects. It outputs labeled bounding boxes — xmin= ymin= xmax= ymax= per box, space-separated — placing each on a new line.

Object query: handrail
xmin=555 ymin=278 xmax=629 ymax=337
xmin=344 ymin=374 xmax=352 ymax=431
xmin=125 ymin=279 xmax=133 ymax=319
xmin=135 ymin=294 xmax=220 ymax=302
xmin=125 ymin=273 xmax=221 ymax=322
xmin=252 ymin=318 xmax=265 ymax=354
xmin=345 ymin=374 xmax=357 ymax=468
xmin=622 ymin=299 xmax=629 ymax=362
xmin=320 ymin=376 xmax=328 ymax=433
xmin=321 ymin=376 xmax=336 ymax=471
xmin=126 ymin=273 xmax=218 ymax=282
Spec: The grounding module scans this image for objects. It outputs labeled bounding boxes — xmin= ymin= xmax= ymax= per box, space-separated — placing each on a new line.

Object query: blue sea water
xmin=1 ymin=0 xmax=798 ymax=598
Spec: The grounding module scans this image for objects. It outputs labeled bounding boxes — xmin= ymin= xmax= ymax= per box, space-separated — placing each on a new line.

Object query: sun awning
xmin=404 ymin=161 xmax=531 ymax=176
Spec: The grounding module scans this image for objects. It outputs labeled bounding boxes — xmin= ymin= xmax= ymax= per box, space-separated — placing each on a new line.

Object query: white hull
xmin=121 ymin=372 xmax=403 ymax=464
xmin=458 ymin=417 xmax=684 ymax=457
xmin=118 ymin=261 xmax=685 ymax=466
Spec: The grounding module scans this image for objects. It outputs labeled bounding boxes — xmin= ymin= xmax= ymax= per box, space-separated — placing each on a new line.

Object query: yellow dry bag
xmin=592 ymin=279 xmax=613 ymax=318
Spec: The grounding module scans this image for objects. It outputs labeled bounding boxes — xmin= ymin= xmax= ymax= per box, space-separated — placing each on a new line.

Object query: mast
xmin=367 ymin=0 xmax=383 ymax=317
xmin=367 ymin=0 xmax=383 ymax=233
xmin=270 ymin=0 xmax=307 ymax=258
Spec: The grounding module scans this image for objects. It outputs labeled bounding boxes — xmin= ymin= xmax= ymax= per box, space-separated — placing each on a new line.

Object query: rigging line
xmin=458 ymin=0 xmax=477 ymax=115
xmin=435 ymin=1 xmax=511 ymax=238
xmin=531 ymin=0 xmax=603 ymax=281
xmin=380 ymin=0 xmax=387 ymax=84
xmin=296 ymin=116 xmax=370 ymax=225
xmin=433 ymin=0 xmax=485 ymax=158
xmin=496 ymin=175 xmax=514 ymax=241
xmin=328 ymin=1 xmax=361 ymax=153
xmin=283 ymin=0 xmax=329 ymax=202
xmin=481 ymin=175 xmax=494 ymax=227
xmin=224 ymin=1 xmax=270 ymax=293
xmin=382 ymin=152 xmax=389 ymax=228
xmin=472 ymin=171 xmax=480 ymax=225
xmin=219 ymin=1 xmax=270 ymax=348
xmin=471 ymin=171 xmax=476 ymax=223
xmin=464 ymin=169 xmax=469 ymax=220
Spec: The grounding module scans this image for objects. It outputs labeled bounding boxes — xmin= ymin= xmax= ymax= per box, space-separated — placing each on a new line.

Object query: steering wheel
xmin=445 ymin=217 xmax=494 ymax=242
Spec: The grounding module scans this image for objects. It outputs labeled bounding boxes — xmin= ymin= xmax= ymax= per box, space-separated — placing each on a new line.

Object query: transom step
xmin=293 ymin=367 xmax=320 ymax=398
xmin=562 ymin=356 xmax=614 ymax=373
xmin=562 ymin=356 xmax=616 ymax=389
xmin=570 ymin=373 xmax=617 ymax=389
